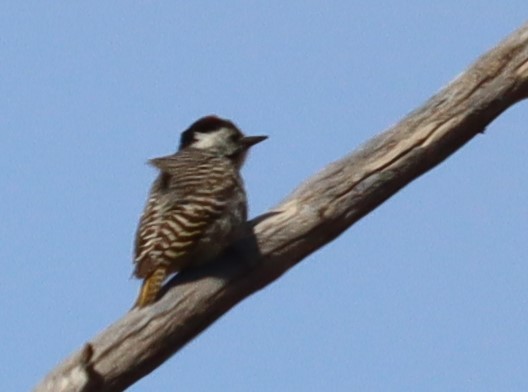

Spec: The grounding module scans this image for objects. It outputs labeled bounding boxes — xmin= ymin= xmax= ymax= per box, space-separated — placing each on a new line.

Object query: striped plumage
xmin=133 ymin=116 xmax=267 ymax=308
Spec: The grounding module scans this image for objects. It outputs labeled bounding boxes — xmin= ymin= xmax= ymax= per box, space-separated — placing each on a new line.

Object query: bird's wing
xmin=133 ymin=154 xmax=239 ymax=278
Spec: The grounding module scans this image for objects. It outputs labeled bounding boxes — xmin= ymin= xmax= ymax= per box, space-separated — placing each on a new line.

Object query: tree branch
xmin=35 ymin=23 xmax=528 ymax=392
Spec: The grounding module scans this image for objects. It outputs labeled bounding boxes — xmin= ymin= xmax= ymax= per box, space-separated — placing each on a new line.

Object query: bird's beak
xmin=241 ymin=135 xmax=268 ymax=148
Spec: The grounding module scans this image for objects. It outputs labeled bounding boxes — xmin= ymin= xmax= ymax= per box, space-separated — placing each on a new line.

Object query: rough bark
xmin=35 ymin=23 xmax=528 ymax=392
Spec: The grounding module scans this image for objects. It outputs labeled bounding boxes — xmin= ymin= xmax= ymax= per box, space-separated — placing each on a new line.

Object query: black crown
xmin=179 ymin=115 xmax=238 ymax=149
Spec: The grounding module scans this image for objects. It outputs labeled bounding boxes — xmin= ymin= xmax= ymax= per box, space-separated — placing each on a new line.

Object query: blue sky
xmin=2 ymin=2 xmax=528 ymax=391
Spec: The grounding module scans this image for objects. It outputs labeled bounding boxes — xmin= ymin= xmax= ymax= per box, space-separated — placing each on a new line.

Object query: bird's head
xmin=179 ymin=115 xmax=267 ymax=167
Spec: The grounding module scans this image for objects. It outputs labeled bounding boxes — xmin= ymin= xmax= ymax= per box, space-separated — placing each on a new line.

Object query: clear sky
xmin=2 ymin=2 xmax=528 ymax=391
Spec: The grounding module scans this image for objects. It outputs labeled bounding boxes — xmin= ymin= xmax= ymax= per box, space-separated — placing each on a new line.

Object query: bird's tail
xmin=133 ymin=266 xmax=168 ymax=309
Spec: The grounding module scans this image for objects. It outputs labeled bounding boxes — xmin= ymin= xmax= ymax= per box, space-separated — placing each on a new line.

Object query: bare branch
xmin=35 ymin=23 xmax=528 ymax=392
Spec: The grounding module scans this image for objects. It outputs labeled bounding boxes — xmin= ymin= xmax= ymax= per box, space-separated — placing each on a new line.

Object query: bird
xmin=132 ymin=115 xmax=267 ymax=308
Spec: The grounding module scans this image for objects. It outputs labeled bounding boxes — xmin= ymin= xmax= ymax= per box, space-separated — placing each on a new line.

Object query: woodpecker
xmin=132 ymin=115 xmax=267 ymax=308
